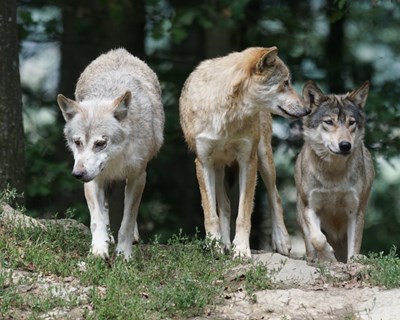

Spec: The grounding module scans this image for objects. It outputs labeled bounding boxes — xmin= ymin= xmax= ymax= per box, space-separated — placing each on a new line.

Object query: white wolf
xmin=57 ymin=48 xmax=164 ymax=259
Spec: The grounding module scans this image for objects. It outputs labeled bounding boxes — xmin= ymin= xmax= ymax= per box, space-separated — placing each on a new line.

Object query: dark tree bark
xmin=59 ymin=0 xmax=146 ymax=97
xmin=0 ymin=0 xmax=25 ymax=196
xmin=326 ymin=0 xmax=347 ymax=92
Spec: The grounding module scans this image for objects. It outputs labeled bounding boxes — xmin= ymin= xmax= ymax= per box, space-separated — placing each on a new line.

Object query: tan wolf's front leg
xmin=195 ymin=158 xmax=221 ymax=242
xmin=233 ymin=152 xmax=258 ymax=258
xmin=215 ymin=166 xmax=231 ymax=250
xmin=116 ymin=171 xmax=146 ymax=259
xmin=84 ymin=181 xmax=112 ymax=258
xmin=258 ymin=136 xmax=291 ymax=256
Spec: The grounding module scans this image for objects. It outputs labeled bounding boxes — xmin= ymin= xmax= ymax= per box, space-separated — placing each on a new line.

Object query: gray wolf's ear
xmin=349 ymin=81 xmax=370 ymax=109
xmin=303 ymin=81 xmax=325 ymax=108
xmin=112 ymin=91 xmax=131 ymax=121
xmin=256 ymin=47 xmax=278 ymax=73
xmin=57 ymin=94 xmax=80 ymax=122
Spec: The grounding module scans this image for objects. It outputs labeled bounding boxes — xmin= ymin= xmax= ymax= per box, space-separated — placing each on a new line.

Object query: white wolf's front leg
xmin=116 ymin=171 xmax=146 ymax=259
xmin=84 ymin=181 xmax=111 ymax=258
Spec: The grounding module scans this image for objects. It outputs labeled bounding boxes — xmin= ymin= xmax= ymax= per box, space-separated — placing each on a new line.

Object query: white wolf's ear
xmin=112 ymin=91 xmax=131 ymax=121
xmin=57 ymin=94 xmax=80 ymax=122
xmin=303 ymin=81 xmax=325 ymax=108
xmin=349 ymin=81 xmax=370 ymax=109
xmin=256 ymin=47 xmax=278 ymax=73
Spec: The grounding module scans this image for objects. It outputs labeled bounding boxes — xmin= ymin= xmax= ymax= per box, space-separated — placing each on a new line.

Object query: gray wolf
xmin=179 ymin=47 xmax=310 ymax=258
xmin=295 ymin=80 xmax=374 ymax=263
xmin=57 ymin=48 xmax=164 ymax=259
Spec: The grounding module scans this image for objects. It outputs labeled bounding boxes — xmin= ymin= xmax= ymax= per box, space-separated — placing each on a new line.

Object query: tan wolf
xmin=295 ymin=81 xmax=374 ymax=263
xmin=57 ymin=48 xmax=164 ymax=259
xmin=179 ymin=47 xmax=310 ymax=258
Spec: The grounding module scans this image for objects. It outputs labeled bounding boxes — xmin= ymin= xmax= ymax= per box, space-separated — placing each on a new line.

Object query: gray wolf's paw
xmin=272 ymin=228 xmax=292 ymax=256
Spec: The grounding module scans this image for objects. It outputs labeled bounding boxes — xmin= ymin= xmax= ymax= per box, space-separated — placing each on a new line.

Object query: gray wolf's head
xmin=302 ymin=80 xmax=370 ymax=158
xmin=57 ymin=91 xmax=131 ymax=182
xmin=239 ymin=47 xmax=310 ymax=119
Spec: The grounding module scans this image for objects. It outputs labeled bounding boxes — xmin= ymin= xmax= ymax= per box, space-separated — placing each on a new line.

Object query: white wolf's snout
xmin=72 ymin=155 xmax=106 ymax=183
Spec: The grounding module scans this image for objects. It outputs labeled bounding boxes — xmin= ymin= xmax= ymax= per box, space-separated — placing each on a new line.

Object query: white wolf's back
xmin=75 ymin=48 xmax=164 ymax=154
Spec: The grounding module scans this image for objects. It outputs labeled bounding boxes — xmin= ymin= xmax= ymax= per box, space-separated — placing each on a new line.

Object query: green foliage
xmin=361 ymin=247 xmax=400 ymax=289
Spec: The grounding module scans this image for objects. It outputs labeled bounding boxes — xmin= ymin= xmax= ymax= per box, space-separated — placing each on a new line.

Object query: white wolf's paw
xmin=272 ymin=228 xmax=292 ymax=256
xmin=116 ymin=243 xmax=133 ymax=260
xmin=90 ymin=242 xmax=109 ymax=259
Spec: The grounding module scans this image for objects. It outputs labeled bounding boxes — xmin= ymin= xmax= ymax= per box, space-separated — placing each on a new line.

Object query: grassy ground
xmin=0 ymin=208 xmax=272 ymax=320
xmin=1 ymin=188 xmax=400 ymax=319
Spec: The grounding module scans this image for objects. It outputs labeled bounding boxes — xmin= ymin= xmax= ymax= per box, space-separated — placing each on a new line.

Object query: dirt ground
xmin=193 ymin=252 xmax=400 ymax=320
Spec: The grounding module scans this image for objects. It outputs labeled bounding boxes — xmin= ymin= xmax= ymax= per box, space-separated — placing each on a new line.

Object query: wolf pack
xmin=57 ymin=47 xmax=374 ymax=264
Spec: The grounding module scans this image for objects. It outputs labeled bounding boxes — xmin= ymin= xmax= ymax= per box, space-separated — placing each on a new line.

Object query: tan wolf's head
xmin=235 ymin=47 xmax=310 ymax=119
xmin=57 ymin=91 xmax=131 ymax=182
xmin=302 ymin=80 xmax=370 ymax=158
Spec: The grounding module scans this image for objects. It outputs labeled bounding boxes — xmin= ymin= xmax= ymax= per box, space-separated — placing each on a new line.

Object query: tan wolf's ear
xmin=303 ymin=81 xmax=325 ymax=108
xmin=113 ymin=91 xmax=131 ymax=121
xmin=256 ymin=47 xmax=278 ymax=74
xmin=57 ymin=94 xmax=80 ymax=122
xmin=349 ymin=81 xmax=370 ymax=109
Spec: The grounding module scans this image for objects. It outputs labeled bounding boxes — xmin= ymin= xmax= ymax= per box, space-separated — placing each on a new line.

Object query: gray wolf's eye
xmin=324 ymin=120 xmax=333 ymax=125
xmin=95 ymin=140 xmax=107 ymax=148
xmin=349 ymin=120 xmax=356 ymax=126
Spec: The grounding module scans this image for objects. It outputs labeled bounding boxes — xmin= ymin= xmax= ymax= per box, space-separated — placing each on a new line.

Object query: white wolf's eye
xmin=74 ymin=139 xmax=82 ymax=147
xmin=94 ymin=140 xmax=107 ymax=149
xmin=323 ymin=120 xmax=333 ymax=125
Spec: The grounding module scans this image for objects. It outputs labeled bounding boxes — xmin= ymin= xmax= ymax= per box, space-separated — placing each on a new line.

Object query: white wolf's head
xmin=302 ymin=81 xmax=370 ymax=159
xmin=57 ymin=91 xmax=131 ymax=182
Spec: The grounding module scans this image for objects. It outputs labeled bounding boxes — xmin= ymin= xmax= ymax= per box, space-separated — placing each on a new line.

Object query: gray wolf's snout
xmin=339 ymin=141 xmax=352 ymax=153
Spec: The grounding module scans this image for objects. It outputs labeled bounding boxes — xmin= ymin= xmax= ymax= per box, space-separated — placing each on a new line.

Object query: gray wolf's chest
xmin=309 ymin=187 xmax=359 ymax=217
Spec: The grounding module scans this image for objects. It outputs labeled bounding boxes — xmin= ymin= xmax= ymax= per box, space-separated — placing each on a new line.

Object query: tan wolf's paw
xmin=272 ymin=229 xmax=292 ymax=256
xmin=232 ymin=237 xmax=252 ymax=259
xmin=232 ymin=245 xmax=252 ymax=259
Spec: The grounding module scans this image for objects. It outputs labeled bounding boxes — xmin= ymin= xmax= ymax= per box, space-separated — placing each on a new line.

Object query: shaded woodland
xmin=1 ymin=0 xmax=400 ymax=253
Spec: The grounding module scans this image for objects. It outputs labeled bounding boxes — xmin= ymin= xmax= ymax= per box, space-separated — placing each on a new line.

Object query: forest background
xmin=1 ymin=0 xmax=400 ymax=254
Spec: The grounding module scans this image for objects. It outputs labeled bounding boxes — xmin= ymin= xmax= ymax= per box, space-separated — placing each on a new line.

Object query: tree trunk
xmin=326 ymin=0 xmax=346 ymax=92
xmin=0 ymin=0 xmax=25 ymax=197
